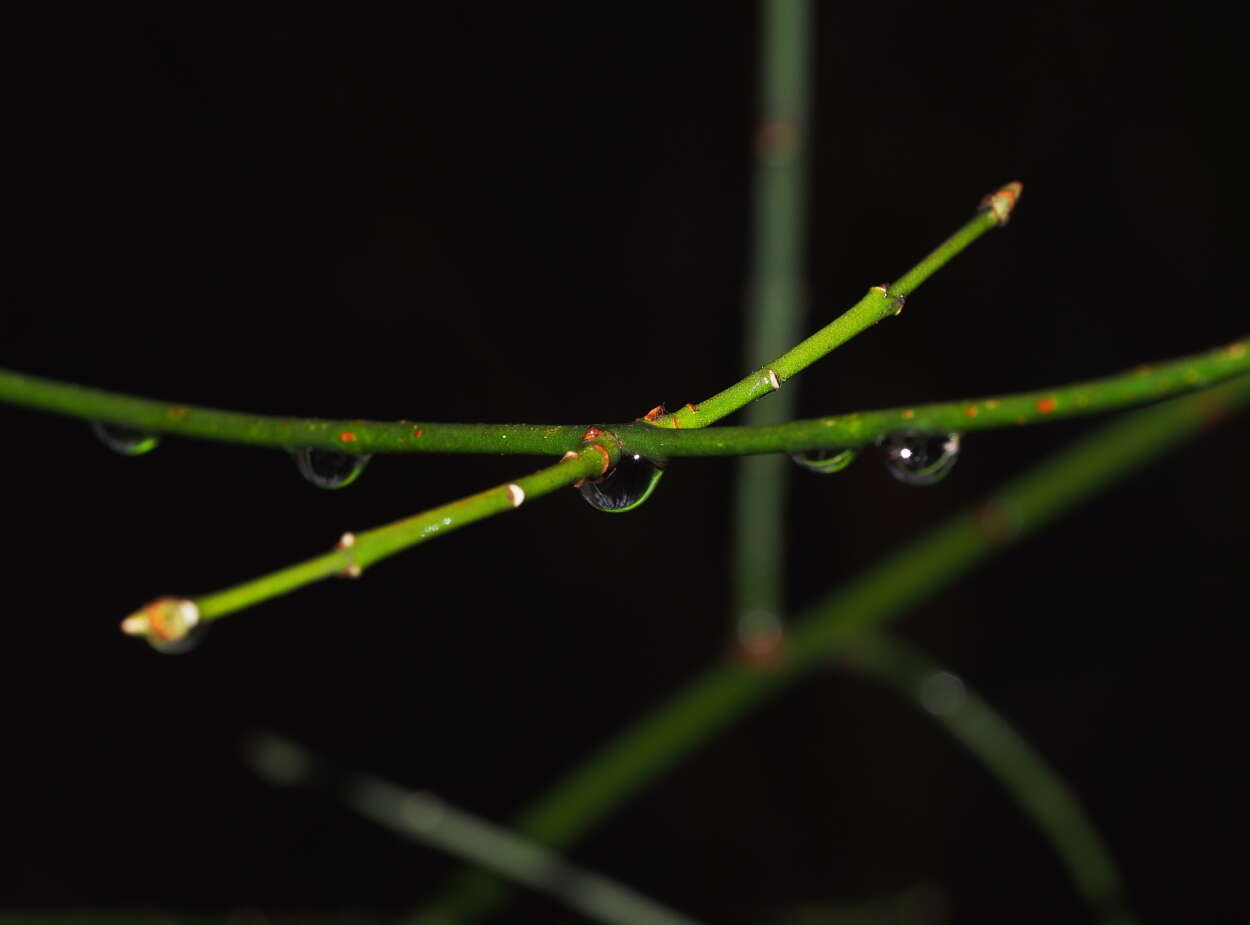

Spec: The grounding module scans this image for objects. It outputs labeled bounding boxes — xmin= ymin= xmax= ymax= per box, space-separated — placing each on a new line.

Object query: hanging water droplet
xmin=92 ymin=421 xmax=160 ymax=456
xmin=790 ymin=447 xmax=859 ymax=475
xmin=293 ymin=448 xmax=371 ymax=489
xmin=879 ymin=431 xmax=961 ymax=486
xmin=578 ymin=453 xmax=665 ymax=513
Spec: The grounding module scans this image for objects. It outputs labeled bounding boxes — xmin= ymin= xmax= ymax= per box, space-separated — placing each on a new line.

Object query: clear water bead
xmin=578 ymin=453 xmax=665 ymax=513
xmin=790 ymin=447 xmax=859 ymax=475
xmin=294 ymin=448 xmax=371 ymax=489
xmin=92 ymin=422 xmax=160 ymax=456
xmin=879 ymin=431 xmax=961 ymax=486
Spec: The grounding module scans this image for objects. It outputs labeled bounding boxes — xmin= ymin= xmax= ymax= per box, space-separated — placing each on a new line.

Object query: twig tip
xmin=980 ymin=181 xmax=1023 ymax=225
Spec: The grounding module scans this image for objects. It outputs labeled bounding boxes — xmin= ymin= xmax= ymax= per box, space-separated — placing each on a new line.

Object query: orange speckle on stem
xmin=544 ymin=428 xmax=558 ymax=436
xmin=901 ymin=408 xmax=916 ymax=420
xmin=1227 ymin=341 xmax=1247 ymax=359
xmin=685 ymin=402 xmax=699 ymax=413
xmin=964 ymin=405 xmax=979 ymax=419
xmin=412 ymin=427 xmax=423 ymax=438
xmin=339 ymin=431 xmax=357 ymax=442
xmin=168 ymin=407 xmax=186 ymax=420
xmin=1036 ymin=397 xmax=1058 ymax=415
xmin=642 ymin=405 xmax=665 ymax=422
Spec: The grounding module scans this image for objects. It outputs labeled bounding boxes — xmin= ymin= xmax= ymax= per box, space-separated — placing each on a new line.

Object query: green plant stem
xmin=245 ymin=735 xmax=698 ymax=925
xmin=734 ymin=0 xmax=812 ymax=645
xmin=418 ymin=372 xmax=1250 ymax=921
xmin=653 ymin=183 xmax=1017 ymax=431
xmin=8 ymin=337 xmax=1243 ymax=466
xmin=838 ymin=634 xmax=1137 ymax=925
xmin=616 ymin=337 xmax=1250 ymax=458
xmin=185 ymin=444 xmax=610 ymax=623
xmin=0 ymin=367 xmax=580 ymax=455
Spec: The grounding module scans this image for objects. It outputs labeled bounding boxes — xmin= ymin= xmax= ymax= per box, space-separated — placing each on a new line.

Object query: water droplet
xmin=790 ymin=447 xmax=859 ymax=475
xmin=293 ymin=448 xmax=371 ymax=489
xmin=879 ymin=431 xmax=960 ymax=486
xmin=578 ymin=453 xmax=664 ymax=513
xmin=92 ymin=422 xmax=160 ymax=456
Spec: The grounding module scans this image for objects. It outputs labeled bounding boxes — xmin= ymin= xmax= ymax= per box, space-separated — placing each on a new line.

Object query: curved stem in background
xmin=415 ymin=373 xmax=1250 ymax=921
xmin=733 ymin=0 xmax=812 ymax=649
xmin=838 ymin=635 xmax=1137 ymax=925
xmin=245 ymin=734 xmax=699 ymax=925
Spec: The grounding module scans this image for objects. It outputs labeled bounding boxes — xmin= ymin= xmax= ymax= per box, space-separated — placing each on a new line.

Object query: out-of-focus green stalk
xmin=734 ymin=0 xmax=812 ymax=648
xmin=418 ymin=373 xmax=1250 ymax=921
xmin=840 ymin=635 xmax=1138 ymax=925
xmin=246 ymin=735 xmax=699 ymax=925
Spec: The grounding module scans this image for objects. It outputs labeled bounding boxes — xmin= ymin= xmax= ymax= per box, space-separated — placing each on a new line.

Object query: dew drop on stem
xmin=578 ymin=453 xmax=665 ymax=513
xmin=293 ymin=448 xmax=371 ymax=489
xmin=790 ymin=448 xmax=859 ymax=475
xmin=879 ymin=432 xmax=961 ymax=486
xmin=92 ymin=422 xmax=160 ymax=456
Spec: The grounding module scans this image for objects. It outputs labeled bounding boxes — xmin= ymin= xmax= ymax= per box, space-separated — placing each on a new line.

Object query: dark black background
xmin=3 ymin=2 xmax=1247 ymax=923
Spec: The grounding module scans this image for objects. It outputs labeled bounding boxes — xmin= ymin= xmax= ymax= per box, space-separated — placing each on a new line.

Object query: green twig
xmin=7 ymin=333 xmax=1242 ymax=469
xmin=0 ymin=367 xmax=580 ymax=456
xmin=653 ymin=181 xmax=1020 ymax=431
xmin=615 ymin=337 xmax=1250 ymax=458
xmin=734 ymin=0 xmax=812 ymax=648
xmin=245 ymin=734 xmax=699 ymax=925
xmin=839 ymin=634 xmax=1137 ymax=925
xmin=119 ymin=443 xmax=614 ymax=644
xmin=0 ymin=183 xmax=1017 ymax=456
xmin=418 ymin=373 xmax=1250 ymax=920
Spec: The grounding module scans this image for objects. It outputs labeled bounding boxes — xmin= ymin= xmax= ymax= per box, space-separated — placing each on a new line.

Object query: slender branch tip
xmin=981 ymin=181 xmax=1023 ymax=225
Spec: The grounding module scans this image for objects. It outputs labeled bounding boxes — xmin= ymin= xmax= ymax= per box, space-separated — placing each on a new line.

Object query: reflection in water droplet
xmin=294 ymin=448 xmax=371 ymax=489
xmin=879 ymin=431 xmax=960 ymax=486
xmin=790 ymin=447 xmax=859 ymax=475
xmin=92 ymin=422 xmax=160 ymax=456
xmin=578 ymin=453 xmax=665 ymax=513
xmin=918 ymin=670 xmax=966 ymax=716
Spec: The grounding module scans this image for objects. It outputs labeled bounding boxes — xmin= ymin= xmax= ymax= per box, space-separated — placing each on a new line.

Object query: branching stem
xmin=617 ymin=337 xmax=1250 ymax=458
xmin=418 ymin=372 xmax=1250 ymax=920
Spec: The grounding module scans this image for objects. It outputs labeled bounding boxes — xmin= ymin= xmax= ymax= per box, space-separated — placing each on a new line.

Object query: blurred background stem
xmin=734 ymin=0 xmax=812 ymax=652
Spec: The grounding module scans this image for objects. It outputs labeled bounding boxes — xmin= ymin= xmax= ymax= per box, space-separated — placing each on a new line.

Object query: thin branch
xmin=615 ymin=337 xmax=1250 ymax=458
xmin=245 ymin=734 xmax=700 ymax=925
xmin=839 ymin=634 xmax=1138 ymax=925
xmin=417 ymin=372 xmax=1250 ymax=921
xmin=119 ymin=443 xmax=613 ymax=644
xmin=0 ymin=182 xmax=1017 ymax=456
xmin=0 ymin=367 xmax=579 ymax=456
xmin=652 ymin=181 xmax=1020 ymax=430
